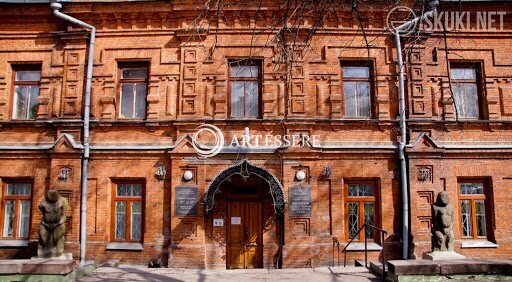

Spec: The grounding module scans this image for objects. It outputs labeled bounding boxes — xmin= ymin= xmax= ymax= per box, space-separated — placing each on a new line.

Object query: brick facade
xmin=0 ymin=0 xmax=511 ymax=268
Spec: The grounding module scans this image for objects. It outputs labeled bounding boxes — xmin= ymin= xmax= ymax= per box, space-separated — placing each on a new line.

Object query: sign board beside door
xmin=175 ymin=186 xmax=198 ymax=216
xmin=288 ymin=186 xmax=312 ymax=217
xmin=213 ymin=218 xmax=224 ymax=227
xmin=231 ymin=217 xmax=241 ymax=225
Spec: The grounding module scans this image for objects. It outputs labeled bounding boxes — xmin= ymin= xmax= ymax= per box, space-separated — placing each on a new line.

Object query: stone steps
xmin=386 ymin=259 xmax=512 ymax=281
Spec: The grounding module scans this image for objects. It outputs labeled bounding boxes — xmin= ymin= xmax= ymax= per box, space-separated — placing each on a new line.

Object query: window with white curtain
xmin=342 ymin=65 xmax=372 ymax=118
xmin=229 ymin=61 xmax=261 ymax=118
xmin=12 ymin=67 xmax=41 ymax=120
xmin=451 ymin=66 xmax=481 ymax=119
xmin=119 ymin=66 xmax=148 ymax=119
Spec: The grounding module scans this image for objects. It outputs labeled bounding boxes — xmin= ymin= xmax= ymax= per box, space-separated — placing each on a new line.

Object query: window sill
xmin=345 ymin=242 xmax=382 ymax=251
xmin=106 ymin=242 xmax=143 ymax=251
xmin=0 ymin=240 xmax=29 ymax=247
xmin=461 ymin=240 xmax=498 ymax=248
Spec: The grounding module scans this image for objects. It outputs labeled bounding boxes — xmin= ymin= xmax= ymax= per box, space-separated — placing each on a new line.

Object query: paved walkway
xmin=78 ymin=265 xmax=383 ymax=282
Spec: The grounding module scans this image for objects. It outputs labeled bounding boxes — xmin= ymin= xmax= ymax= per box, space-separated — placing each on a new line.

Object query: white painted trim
xmin=345 ymin=242 xmax=383 ymax=251
xmin=461 ymin=240 xmax=498 ymax=248
xmin=0 ymin=240 xmax=29 ymax=247
xmin=106 ymin=242 xmax=143 ymax=251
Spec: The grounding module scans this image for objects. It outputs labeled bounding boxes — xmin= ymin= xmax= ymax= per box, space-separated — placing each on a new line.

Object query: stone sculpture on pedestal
xmin=423 ymin=191 xmax=465 ymax=260
xmin=37 ymin=189 xmax=68 ymax=258
xmin=432 ymin=191 xmax=454 ymax=251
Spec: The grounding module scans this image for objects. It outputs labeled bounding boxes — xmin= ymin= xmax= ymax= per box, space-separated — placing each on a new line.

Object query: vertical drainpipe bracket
xmin=394 ymin=4 xmax=438 ymax=260
xmin=51 ymin=0 xmax=95 ymax=265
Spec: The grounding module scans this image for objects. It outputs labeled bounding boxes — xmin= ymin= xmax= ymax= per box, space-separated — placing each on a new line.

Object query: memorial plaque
xmin=213 ymin=219 xmax=224 ymax=227
xmin=288 ymin=186 xmax=312 ymax=217
xmin=175 ymin=186 xmax=198 ymax=216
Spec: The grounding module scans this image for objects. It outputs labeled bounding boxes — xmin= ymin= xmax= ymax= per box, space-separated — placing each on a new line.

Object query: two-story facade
xmin=0 ymin=0 xmax=512 ymax=268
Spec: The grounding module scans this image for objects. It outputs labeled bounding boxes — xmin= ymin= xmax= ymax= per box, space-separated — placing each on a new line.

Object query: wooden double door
xmin=227 ymin=201 xmax=262 ymax=269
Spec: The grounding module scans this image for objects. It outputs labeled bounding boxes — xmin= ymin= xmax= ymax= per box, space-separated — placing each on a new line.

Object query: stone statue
xmin=38 ymin=189 xmax=68 ymax=258
xmin=431 ymin=191 xmax=454 ymax=252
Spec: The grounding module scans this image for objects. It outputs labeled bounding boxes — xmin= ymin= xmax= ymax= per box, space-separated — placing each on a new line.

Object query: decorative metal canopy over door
xmin=203 ymin=158 xmax=285 ymax=215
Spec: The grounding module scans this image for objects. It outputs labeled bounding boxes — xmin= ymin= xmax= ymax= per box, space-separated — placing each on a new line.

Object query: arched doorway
xmin=203 ymin=159 xmax=285 ymax=269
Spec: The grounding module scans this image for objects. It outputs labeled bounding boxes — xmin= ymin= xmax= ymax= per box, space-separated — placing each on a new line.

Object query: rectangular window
xmin=342 ymin=64 xmax=372 ymax=118
xmin=112 ymin=183 xmax=143 ymax=242
xmin=459 ymin=182 xmax=489 ymax=239
xmin=1 ymin=182 xmax=32 ymax=239
xmin=345 ymin=182 xmax=377 ymax=241
xmin=229 ymin=60 xmax=261 ymax=118
xmin=119 ymin=65 xmax=148 ymax=119
xmin=12 ymin=67 xmax=41 ymax=120
xmin=450 ymin=66 xmax=481 ymax=119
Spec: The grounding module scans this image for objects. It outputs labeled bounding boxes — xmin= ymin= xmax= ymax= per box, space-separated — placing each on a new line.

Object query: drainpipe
xmin=51 ymin=0 xmax=95 ymax=265
xmin=394 ymin=1 xmax=438 ymax=259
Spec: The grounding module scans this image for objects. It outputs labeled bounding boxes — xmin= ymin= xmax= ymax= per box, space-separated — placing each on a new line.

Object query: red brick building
xmin=0 ymin=0 xmax=511 ymax=269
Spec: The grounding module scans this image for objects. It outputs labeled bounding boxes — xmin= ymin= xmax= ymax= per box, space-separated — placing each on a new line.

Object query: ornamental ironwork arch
xmin=203 ymin=158 xmax=285 ymax=215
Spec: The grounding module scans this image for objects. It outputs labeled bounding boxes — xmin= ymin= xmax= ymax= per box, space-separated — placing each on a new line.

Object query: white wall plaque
xmin=231 ymin=217 xmax=241 ymax=225
xmin=213 ymin=219 xmax=224 ymax=227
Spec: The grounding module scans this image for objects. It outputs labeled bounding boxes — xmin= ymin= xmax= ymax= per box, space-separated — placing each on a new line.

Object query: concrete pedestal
xmin=0 ymin=258 xmax=75 ymax=275
xmin=0 ymin=257 xmax=95 ymax=282
xmin=423 ymin=251 xmax=467 ymax=260
xmin=31 ymin=253 xmax=73 ymax=261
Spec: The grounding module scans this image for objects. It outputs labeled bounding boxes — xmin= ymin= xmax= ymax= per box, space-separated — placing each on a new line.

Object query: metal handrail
xmin=332 ymin=237 xmax=340 ymax=267
xmin=332 ymin=224 xmax=388 ymax=278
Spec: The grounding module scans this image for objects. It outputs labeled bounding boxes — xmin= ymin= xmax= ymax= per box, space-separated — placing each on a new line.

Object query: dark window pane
xmin=117 ymin=184 xmax=142 ymax=197
xmin=230 ymin=65 xmax=258 ymax=78
xmin=453 ymin=83 xmax=479 ymax=119
xmin=13 ymin=85 xmax=39 ymax=119
xmin=7 ymin=183 xmax=31 ymax=196
xmin=231 ymin=82 xmax=244 ymax=117
xmin=343 ymin=66 xmax=369 ymax=78
xmin=348 ymin=202 xmax=359 ymax=239
xmin=18 ymin=201 xmax=31 ymax=238
xmin=16 ymin=70 xmax=41 ymax=81
xmin=134 ymin=83 xmax=147 ymax=118
xmin=131 ymin=202 xmax=142 ymax=240
xmin=245 ymin=81 xmax=259 ymax=117
xmin=2 ymin=201 xmax=15 ymax=237
xmin=344 ymin=82 xmax=357 ymax=117
xmin=122 ymin=68 xmax=147 ymax=79
xmin=120 ymin=83 xmax=135 ymax=118
xmin=475 ymin=200 xmax=486 ymax=237
xmin=460 ymin=183 xmax=484 ymax=195
xmin=115 ymin=201 xmax=126 ymax=240
xmin=460 ymin=200 xmax=472 ymax=237
xmin=357 ymin=82 xmax=371 ymax=118
xmin=348 ymin=184 xmax=374 ymax=197
xmin=364 ymin=202 xmax=375 ymax=239
xmin=344 ymin=77 xmax=371 ymax=118
xmin=13 ymin=86 xmax=29 ymax=119
xmin=29 ymin=86 xmax=39 ymax=118
xmin=451 ymin=68 xmax=476 ymax=80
